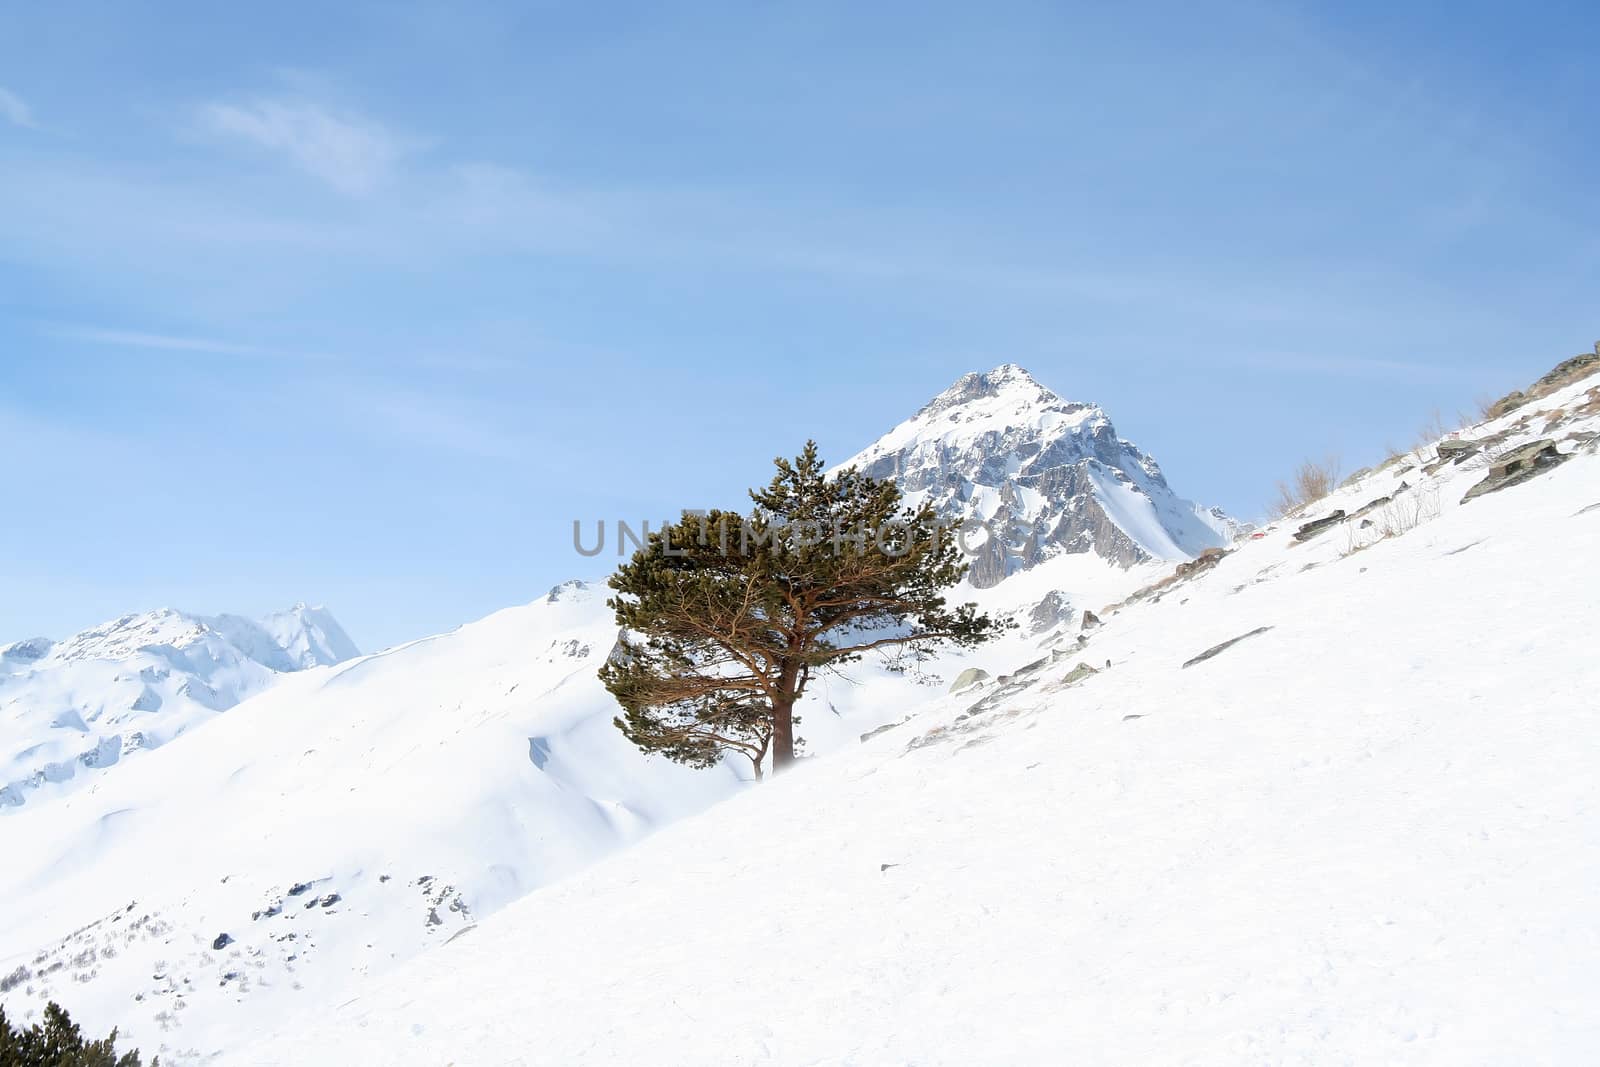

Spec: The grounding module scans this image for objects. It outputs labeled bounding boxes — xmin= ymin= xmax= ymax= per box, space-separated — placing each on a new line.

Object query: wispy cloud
xmin=362 ymin=389 xmax=535 ymax=461
xmin=46 ymin=324 xmax=332 ymax=362
xmin=0 ymin=87 xmax=35 ymax=129
xmin=200 ymin=93 xmax=409 ymax=195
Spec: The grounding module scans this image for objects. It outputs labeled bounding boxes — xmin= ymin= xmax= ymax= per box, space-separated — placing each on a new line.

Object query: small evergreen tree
xmin=0 ymin=1000 xmax=150 ymax=1067
xmin=601 ymin=441 xmax=1004 ymax=776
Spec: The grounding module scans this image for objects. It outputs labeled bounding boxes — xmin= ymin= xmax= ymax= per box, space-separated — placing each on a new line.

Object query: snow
xmin=837 ymin=364 xmax=1235 ymax=574
xmin=0 ymin=605 xmax=360 ymax=810
xmin=0 ymin=582 xmax=761 ymax=1062
xmin=854 ymin=363 xmax=1099 ymax=459
xmin=0 ymin=573 xmax=1148 ymax=1063
xmin=4 ymin=363 xmax=1597 ymax=1065
xmin=234 ymin=378 xmax=1600 ymax=1065
xmin=256 ymin=604 xmax=361 ymax=670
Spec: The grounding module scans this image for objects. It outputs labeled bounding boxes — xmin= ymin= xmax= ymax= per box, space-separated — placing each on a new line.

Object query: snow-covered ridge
xmin=0 ymin=581 xmax=757 ymax=1064
xmin=242 ymin=362 xmax=1600 ymax=1066
xmin=0 ymin=604 xmax=359 ymax=810
xmin=9 ymin=359 xmax=1595 ymax=1064
xmin=840 ymin=364 xmax=1239 ymax=585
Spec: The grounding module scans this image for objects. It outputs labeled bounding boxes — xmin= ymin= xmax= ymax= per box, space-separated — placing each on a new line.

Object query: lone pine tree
xmin=600 ymin=441 xmax=1004 ymax=777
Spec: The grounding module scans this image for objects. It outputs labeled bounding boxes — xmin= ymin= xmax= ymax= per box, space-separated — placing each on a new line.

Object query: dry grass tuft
xmin=1268 ymin=455 xmax=1342 ymax=519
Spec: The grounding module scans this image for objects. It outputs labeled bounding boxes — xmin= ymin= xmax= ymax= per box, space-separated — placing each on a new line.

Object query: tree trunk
xmin=771 ymin=696 xmax=796 ymax=772
xmin=769 ymin=648 xmax=803 ymax=775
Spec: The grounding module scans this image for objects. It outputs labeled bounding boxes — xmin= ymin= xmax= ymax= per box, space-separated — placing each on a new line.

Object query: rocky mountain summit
xmin=840 ymin=364 xmax=1238 ymax=585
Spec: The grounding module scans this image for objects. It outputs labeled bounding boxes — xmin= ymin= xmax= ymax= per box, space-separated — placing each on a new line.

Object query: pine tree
xmin=0 ymin=1000 xmax=149 ymax=1067
xmin=601 ymin=441 xmax=1005 ymax=776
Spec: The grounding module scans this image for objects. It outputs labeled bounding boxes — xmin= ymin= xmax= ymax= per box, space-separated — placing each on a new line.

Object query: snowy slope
xmin=1 ymin=604 xmax=359 ymax=810
xmin=0 ymin=569 xmax=1142 ymax=1064
xmin=0 ymin=581 xmax=755 ymax=1063
xmin=840 ymin=364 xmax=1239 ymax=585
xmin=0 ymin=371 xmax=1183 ymax=1063
xmin=6 ymin=363 xmax=1595 ymax=1064
xmin=239 ymin=376 xmax=1600 ymax=1065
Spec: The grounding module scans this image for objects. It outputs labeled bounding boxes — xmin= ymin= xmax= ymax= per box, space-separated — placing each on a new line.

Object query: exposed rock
xmin=1105 ymin=546 xmax=1233 ymax=615
xmin=1488 ymin=390 xmax=1528 ymax=420
xmin=1530 ymin=344 xmax=1600 ymax=392
xmin=1338 ymin=466 xmax=1372 ymax=489
xmin=1566 ymin=429 xmax=1600 ymax=454
xmin=1182 ymin=626 xmax=1274 ymax=669
xmin=948 ymin=668 xmax=991 ymax=693
xmin=1350 ymin=495 xmax=1391 ymax=521
xmin=545 ymin=579 xmax=589 ymax=603
xmin=1486 ymin=344 xmax=1600 ymax=419
xmin=838 ymin=365 xmax=1238 ymax=587
xmin=1461 ymin=440 xmax=1569 ymax=503
xmin=212 ymin=933 xmax=233 ymax=951
xmin=1173 ymin=546 xmax=1229 ymax=579
xmin=1011 ymin=656 xmax=1052 ymax=680
xmin=859 ymin=721 xmax=905 ymax=743
xmin=0 ymin=965 xmax=32 ymax=993
xmin=1026 ymin=591 xmax=1073 ymax=635
xmin=605 ymin=632 xmax=635 ymax=667
xmin=1293 ymin=511 xmax=1346 ymax=542
xmin=1436 ymin=439 xmax=1480 ymax=464
xmin=1080 ymin=609 xmax=1101 ymax=630
xmin=1060 ymin=662 xmax=1098 ymax=685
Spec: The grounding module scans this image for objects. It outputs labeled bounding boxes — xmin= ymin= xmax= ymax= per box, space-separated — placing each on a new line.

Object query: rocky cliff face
xmin=839 ymin=365 xmax=1237 ymax=587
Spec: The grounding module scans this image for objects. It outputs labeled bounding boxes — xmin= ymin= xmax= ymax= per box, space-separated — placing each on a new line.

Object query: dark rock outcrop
xmin=1436 ymin=439 xmax=1480 ymax=464
xmin=1174 ymin=546 xmax=1229 ymax=579
xmin=1486 ymin=343 xmax=1600 ymax=419
xmin=1461 ymin=440 xmax=1569 ymax=503
xmin=1293 ymin=511 xmax=1346 ymax=542
xmin=1182 ymin=626 xmax=1274 ymax=669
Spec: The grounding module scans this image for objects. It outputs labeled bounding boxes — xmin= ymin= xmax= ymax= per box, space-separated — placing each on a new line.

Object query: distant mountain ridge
xmin=0 ymin=604 xmax=359 ymax=809
xmin=840 ymin=364 xmax=1239 ymax=585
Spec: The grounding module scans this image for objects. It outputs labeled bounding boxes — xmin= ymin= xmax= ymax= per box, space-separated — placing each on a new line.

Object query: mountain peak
xmin=841 ymin=365 xmax=1234 ymax=584
xmin=2 ymin=603 xmax=361 ymax=811
xmin=254 ymin=604 xmax=362 ymax=670
xmin=917 ymin=363 xmax=1083 ymax=423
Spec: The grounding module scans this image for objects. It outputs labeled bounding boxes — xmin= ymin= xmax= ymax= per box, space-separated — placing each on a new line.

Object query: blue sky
xmin=2 ymin=0 xmax=1596 ymax=652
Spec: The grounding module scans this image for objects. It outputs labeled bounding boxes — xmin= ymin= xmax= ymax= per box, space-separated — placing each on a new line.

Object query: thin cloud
xmin=46 ymin=324 xmax=332 ymax=362
xmin=0 ymin=87 xmax=35 ymax=128
xmin=200 ymin=94 xmax=408 ymax=195
xmin=363 ymin=390 xmax=535 ymax=461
